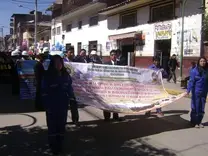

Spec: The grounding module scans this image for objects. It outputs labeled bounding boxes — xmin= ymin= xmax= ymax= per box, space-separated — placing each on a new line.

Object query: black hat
xmin=152 ymin=56 xmax=160 ymax=62
xmin=110 ymin=50 xmax=117 ymax=55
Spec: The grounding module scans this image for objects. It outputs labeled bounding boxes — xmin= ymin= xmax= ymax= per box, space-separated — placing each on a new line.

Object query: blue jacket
xmin=148 ymin=64 xmax=167 ymax=78
xmin=187 ymin=67 xmax=208 ymax=95
xmin=41 ymin=72 xmax=74 ymax=111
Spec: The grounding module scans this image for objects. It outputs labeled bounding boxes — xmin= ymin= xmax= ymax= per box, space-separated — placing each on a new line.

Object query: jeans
xmin=168 ymin=70 xmax=176 ymax=83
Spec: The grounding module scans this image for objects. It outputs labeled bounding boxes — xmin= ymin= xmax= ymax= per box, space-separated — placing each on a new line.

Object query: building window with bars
xmin=66 ymin=24 xmax=72 ymax=32
xmin=56 ymin=26 xmax=61 ymax=35
xmin=77 ymin=42 xmax=82 ymax=54
xmin=78 ymin=21 xmax=82 ymax=29
xmin=89 ymin=16 xmax=98 ymax=26
xmin=120 ymin=12 xmax=137 ymax=28
xmin=150 ymin=3 xmax=174 ymax=22
xmin=89 ymin=41 xmax=97 ymax=52
xmin=52 ymin=28 xmax=56 ymax=36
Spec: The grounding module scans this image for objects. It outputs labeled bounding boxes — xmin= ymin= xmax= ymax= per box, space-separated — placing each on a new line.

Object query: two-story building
xmin=50 ymin=0 xmax=204 ymax=74
xmin=100 ymin=0 xmax=203 ymax=70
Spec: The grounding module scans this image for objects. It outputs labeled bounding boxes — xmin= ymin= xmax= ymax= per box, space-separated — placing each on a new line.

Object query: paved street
xmin=0 ymin=84 xmax=208 ymax=156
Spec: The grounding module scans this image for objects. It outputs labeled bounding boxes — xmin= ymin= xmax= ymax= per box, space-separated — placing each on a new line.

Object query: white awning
xmin=109 ymin=32 xmax=136 ymax=40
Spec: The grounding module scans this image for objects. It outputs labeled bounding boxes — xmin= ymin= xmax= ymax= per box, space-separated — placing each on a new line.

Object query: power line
xmin=11 ymin=0 xmax=53 ymax=4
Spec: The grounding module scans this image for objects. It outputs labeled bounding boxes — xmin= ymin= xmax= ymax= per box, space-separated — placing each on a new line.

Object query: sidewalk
xmin=163 ymin=80 xmax=185 ymax=95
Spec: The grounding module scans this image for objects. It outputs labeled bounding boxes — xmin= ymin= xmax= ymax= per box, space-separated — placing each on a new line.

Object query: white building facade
xmin=51 ymin=1 xmax=109 ymax=56
xmin=50 ymin=0 xmax=203 ymax=72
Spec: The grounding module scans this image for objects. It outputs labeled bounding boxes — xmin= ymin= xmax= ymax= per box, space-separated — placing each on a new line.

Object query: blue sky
xmin=0 ymin=0 xmax=55 ymax=35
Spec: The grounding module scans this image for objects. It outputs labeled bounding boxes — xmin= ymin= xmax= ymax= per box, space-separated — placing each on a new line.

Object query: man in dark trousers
xmin=63 ymin=49 xmax=79 ymax=125
xmin=34 ymin=54 xmax=45 ymax=111
xmin=103 ymin=50 xmax=123 ymax=121
xmin=167 ymin=54 xmax=179 ymax=83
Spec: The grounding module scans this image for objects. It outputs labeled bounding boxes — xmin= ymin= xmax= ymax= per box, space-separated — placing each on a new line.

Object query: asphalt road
xmin=0 ymin=84 xmax=208 ymax=156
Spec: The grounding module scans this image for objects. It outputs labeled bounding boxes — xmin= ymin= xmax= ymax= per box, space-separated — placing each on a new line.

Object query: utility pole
xmin=34 ymin=0 xmax=38 ymax=54
xmin=179 ymin=0 xmax=188 ymax=80
xmin=200 ymin=0 xmax=206 ymax=57
xmin=0 ymin=27 xmax=4 ymax=51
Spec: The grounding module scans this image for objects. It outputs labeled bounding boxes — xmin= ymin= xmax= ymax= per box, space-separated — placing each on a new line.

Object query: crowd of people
xmin=3 ymin=46 xmax=208 ymax=155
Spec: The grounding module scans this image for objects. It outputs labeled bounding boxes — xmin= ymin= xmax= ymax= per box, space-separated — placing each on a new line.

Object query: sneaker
xmin=195 ymin=125 xmax=200 ymax=128
xmin=199 ymin=124 xmax=204 ymax=128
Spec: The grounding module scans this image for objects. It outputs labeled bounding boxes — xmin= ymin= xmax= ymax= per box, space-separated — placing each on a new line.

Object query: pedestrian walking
xmin=186 ymin=57 xmax=208 ymax=128
xmin=167 ymin=54 xmax=179 ymax=83
xmin=41 ymin=55 xmax=75 ymax=155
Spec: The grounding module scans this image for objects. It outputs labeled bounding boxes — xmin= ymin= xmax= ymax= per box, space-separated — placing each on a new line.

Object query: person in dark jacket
xmin=34 ymin=54 xmax=45 ymax=111
xmin=167 ymin=54 xmax=179 ymax=83
xmin=88 ymin=50 xmax=102 ymax=64
xmin=63 ymin=49 xmax=79 ymax=125
xmin=74 ymin=49 xmax=89 ymax=63
xmin=116 ymin=49 xmax=127 ymax=66
xmin=186 ymin=57 xmax=208 ymax=128
xmin=103 ymin=50 xmax=123 ymax=121
xmin=41 ymin=55 xmax=75 ymax=155
xmin=63 ymin=48 xmax=75 ymax=62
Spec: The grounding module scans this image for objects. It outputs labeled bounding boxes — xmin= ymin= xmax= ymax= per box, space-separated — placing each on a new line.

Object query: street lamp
xmin=179 ymin=0 xmax=188 ymax=80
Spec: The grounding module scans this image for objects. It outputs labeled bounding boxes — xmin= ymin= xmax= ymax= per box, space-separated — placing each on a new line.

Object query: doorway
xmin=121 ymin=44 xmax=134 ymax=66
xmin=155 ymin=39 xmax=171 ymax=69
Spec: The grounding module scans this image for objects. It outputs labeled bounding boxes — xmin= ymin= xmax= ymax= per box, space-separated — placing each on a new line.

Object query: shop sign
xmin=155 ymin=22 xmax=172 ymax=40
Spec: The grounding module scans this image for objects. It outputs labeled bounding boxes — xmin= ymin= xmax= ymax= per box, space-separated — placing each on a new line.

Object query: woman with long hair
xmin=41 ymin=55 xmax=75 ymax=155
xmin=187 ymin=57 xmax=208 ymax=128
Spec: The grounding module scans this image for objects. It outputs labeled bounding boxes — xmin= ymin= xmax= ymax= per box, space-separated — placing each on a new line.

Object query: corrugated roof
xmin=100 ymin=0 xmax=137 ymax=12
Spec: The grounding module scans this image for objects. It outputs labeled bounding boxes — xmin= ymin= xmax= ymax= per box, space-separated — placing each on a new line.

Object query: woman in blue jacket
xmin=41 ymin=55 xmax=75 ymax=155
xmin=187 ymin=57 xmax=208 ymax=128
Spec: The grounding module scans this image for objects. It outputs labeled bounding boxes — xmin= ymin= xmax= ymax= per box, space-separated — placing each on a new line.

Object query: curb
xmin=166 ymin=88 xmax=208 ymax=101
xmin=165 ymin=89 xmax=184 ymax=95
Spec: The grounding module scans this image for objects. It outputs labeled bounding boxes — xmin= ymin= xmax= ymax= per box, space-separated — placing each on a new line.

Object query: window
xmin=57 ymin=26 xmax=61 ymax=35
xmin=66 ymin=43 xmax=72 ymax=51
xmin=89 ymin=16 xmax=98 ymax=26
xmin=52 ymin=28 xmax=56 ymax=36
xmin=78 ymin=21 xmax=82 ymax=29
xmin=66 ymin=24 xmax=72 ymax=32
xmin=89 ymin=41 xmax=97 ymax=52
xmin=120 ymin=12 xmax=137 ymax=28
xmin=77 ymin=42 xmax=82 ymax=53
xmin=150 ymin=3 xmax=174 ymax=22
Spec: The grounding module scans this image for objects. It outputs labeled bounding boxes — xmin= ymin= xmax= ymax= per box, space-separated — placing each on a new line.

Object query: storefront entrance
xmin=155 ymin=39 xmax=171 ymax=70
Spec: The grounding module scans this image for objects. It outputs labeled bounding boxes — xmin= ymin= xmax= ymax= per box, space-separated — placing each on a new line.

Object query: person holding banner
xmin=145 ymin=57 xmax=166 ymax=117
xmin=34 ymin=54 xmax=45 ymax=111
xmin=41 ymin=55 xmax=75 ymax=155
xmin=63 ymin=49 xmax=80 ymax=125
xmin=74 ymin=49 xmax=90 ymax=63
xmin=187 ymin=57 xmax=208 ymax=128
xmin=63 ymin=48 xmax=75 ymax=62
xmin=103 ymin=50 xmax=123 ymax=121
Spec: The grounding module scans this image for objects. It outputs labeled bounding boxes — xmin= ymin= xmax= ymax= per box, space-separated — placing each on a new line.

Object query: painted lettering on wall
xmin=154 ymin=22 xmax=172 ymax=40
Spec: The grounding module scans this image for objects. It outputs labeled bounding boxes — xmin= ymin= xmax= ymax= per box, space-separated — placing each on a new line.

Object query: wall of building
xmin=62 ymin=14 xmax=109 ymax=55
xmin=51 ymin=20 xmax=63 ymax=49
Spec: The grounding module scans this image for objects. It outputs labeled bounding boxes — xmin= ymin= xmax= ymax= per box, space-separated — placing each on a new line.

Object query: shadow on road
xmin=0 ymin=84 xmax=36 ymax=114
xmin=0 ymin=112 xmax=192 ymax=156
